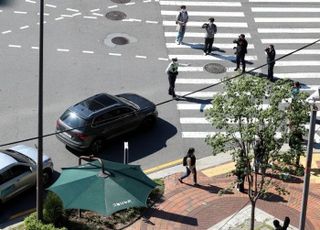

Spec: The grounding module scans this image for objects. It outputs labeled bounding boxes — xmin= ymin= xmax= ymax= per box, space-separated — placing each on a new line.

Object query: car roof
xmin=71 ymin=93 xmax=122 ymax=118
xmin=0 ymin=152 xmax=17 ymax=170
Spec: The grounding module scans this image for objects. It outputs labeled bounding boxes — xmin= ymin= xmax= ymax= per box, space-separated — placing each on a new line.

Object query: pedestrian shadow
xmin=185 ymin=183 xmax=234 ymax=194
xmin=177 ymin=96 xmax=212 ymax=112
xmin=209 ymin=53 xmax=254 ymax=65
xmin=142 ymin=208 xmax=198 ymax=226
xmin=182 ymin=42 xmax=226 ymax=53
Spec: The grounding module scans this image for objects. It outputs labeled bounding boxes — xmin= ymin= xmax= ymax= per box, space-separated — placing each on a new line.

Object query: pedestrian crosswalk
xmin=160 ymin=0 xmax=320 ymax=140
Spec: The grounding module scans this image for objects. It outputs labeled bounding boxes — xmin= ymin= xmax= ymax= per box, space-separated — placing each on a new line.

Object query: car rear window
xmin=60 ymin=110 xmax=86 ymax=128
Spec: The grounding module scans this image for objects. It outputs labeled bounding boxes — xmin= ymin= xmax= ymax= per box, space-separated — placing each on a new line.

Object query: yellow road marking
xmin=202 ymin=162 xmax=235 ymax=177
xmin=144 ymin=158 xmax=182 ymax=174
xmin=9 ymin=208 xmax=35 ymax=220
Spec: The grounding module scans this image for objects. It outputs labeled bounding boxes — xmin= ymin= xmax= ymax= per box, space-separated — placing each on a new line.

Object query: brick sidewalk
xmin=127 ymin=170 xmax=320 ymax=230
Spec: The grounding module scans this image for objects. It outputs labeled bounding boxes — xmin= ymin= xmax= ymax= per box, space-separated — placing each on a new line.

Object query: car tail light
xmin=74 ymin=133 xmax=88 ymax=141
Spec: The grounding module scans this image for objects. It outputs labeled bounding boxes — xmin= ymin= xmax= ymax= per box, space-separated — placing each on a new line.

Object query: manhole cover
xmin=111 ymin=37 xmax=129 ymax=45
xmin=204 ymin=63 xmax=226 ymax=74
xmin=105 ymin=11 xmax=127 ymax=20
xmin=111 ymin=0 xmax=130 ymax=3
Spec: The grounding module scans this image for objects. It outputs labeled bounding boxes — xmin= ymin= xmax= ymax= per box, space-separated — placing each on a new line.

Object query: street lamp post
xmin=36 ymin=0 xmax=44 ymax=220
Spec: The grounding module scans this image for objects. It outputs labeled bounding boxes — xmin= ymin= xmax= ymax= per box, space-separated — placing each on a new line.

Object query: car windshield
xmin=60 ymin=110 xmax=86 ymax=128
xmin=117 ymin=96 xmax=139 ymax=110
xmin=3 ymin=150 xmax=35 ymax=165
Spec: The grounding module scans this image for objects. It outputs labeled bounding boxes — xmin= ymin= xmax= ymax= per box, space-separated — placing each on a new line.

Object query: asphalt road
xmin=1 ymin=0 xmax=320 ymax=227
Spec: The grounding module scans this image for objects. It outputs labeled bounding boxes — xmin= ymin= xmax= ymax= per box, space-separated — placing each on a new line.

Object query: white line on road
xmin=8 ymin=44 xmax=21 ymax=48
xmin=158 ymin=57 xmax=169 ymax=61
xmin=180 ymin=118 xmax=209 ymax=124
xmin=61 ymin=14 xmax=73 ymax=18
xmin=92 ymin=13 xmax=104 ymax=17
xmin=163 ymin=21 xmax=248 ymax=28
xmin=168 ymin=54 xmax=258 ymax=61
xmin=125 ymin=2 xmax=136 ymax=5
xmin=37 ymin=12 xmax=50 ymax=16
xmin=276 ymin=61 xmax=320 ymax=66
xmin=83 ymin=16 xmax=97 ymax=19
xmin=143 ymin=0 xmax=152 ymax=2
xmin=122 ymin=18 xmax=142 ymax=22
xmin=37 ymin=21 xmax=47 ymax=25
xmin=178 ymin=67 xmax=204 ymax=72
xmin=276 ymin=73 xmax=320 ymax=79
xmin=14 ymin=11 xmax=27 ymax=14
xmin=2 ymin=30 xmax=12 ymax=34
xmin=109 ymin=53 xmax=122 ymax=56
xmin=276 ymin=49 xmax=320 ymax=55
xmin=90 ymin=8 xmax=100 ymax=12
xmin=57 ymin=48 xmax=70 ymax=52
xmin=82 ymin=50 xmax=94 ymax=54
xmin=55 ymin=17 xmax=64 ymax=21
xmin=159 ymin=1 xmax=241 ymax=7
xmin=250 ymin=0 xmax=320 ymax=2
xmin=72 ymin=13 xmax=82 ymax=17
xmin=165 ymin=32 xmax=251 ymax=38
xmin=165 ymin=43 xmax=255 ymax=49
xmin=161 ymin=10 xmax=245 ymax=17
xmin=20 ymin=25 xmax=29 ymax=29
xmin=177 ymin=104 xmax=212 ymax=110
xmin=108 ymin=5 xmax=118 ymax=9
xmin=135 ymin=55 xmax=147 ymax=59
xmin=25 ymin=0 xmax=36 ymax=3
xmin=176 ymin=79 xmax=221 ymax=84
xmin=255 ymin=18 xmax=320 ymax=22
xmin=146 ymin=20 xmax=159 ymax=24
xmin=45 ymin=4 xmax=57 ymax=8
xmin=176 ymin=91 xmax=218 ymax=97
xmin=257 ymin=28 xmax=320 ymax=33
xmin=261 ymin=39 xmax=319 ymax=44
xmin=252 ymin=7 xmax=320 ymax=12
xmin=66 ymin=8 xmax=79 ymax=12
xmin=31 ymin=46 xmax=39 ymax=49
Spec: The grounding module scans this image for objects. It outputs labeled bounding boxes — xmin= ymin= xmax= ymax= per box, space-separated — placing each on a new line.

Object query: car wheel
xmin=141 ymin=116 xmax=156 ymax=130
xmin=91 ymin=138 xmax=104 ymax=155
xmin=43 ymin=170 xmax=53 ymax=187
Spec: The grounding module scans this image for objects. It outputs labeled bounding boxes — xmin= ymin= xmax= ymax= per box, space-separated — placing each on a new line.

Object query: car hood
xmin=8 ymin=145 xmax=51 ymax=163
xmin=117 ymin=93 xmax=156 ymax=111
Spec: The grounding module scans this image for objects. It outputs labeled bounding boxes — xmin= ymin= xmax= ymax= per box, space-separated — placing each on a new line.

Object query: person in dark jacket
xmin=178 ymin=148 xmax=198 ymax=185
xmin=176 ymin=5 xmax=189 ymax=45
xmin=233 ymin=34 xmax=248 ymax=73
xmin=202 ymin=17 xmax=217 ymax=55
xmin=265 ymin=44 xmax=276 ymax=80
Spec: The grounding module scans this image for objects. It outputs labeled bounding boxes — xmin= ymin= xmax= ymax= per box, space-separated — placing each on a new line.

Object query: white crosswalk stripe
xmin=160 ymin=0 xmax=320 ymax=139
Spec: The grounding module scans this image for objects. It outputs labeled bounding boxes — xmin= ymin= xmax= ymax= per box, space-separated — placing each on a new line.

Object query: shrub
xmin=43 ymin=192 xmax=64 ymax=226
xmin=24 ymin=213 xmax=67 ymax=230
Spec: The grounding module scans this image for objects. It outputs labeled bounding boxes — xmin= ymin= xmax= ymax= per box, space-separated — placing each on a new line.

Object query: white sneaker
xmin=176 ymin=40 xmax=179 ymax=45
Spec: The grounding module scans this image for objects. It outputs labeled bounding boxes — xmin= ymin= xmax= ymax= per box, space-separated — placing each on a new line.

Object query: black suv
xmin=56 ymin=93 xmax=158 ymax=153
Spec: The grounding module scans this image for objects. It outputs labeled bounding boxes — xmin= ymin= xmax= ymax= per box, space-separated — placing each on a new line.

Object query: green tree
xmin=205 ymin=75 xmax=294 ymax=230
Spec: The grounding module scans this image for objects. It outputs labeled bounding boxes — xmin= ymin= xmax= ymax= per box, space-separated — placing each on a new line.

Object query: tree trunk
xmin=295 ymin=152 xmax=301 ymax=167
xmin=250 ymin=200 xmax=256 ymax=230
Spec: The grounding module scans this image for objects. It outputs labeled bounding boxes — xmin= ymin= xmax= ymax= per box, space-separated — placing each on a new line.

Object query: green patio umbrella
xmin=48 ymin=159 xmax=157 ymax=216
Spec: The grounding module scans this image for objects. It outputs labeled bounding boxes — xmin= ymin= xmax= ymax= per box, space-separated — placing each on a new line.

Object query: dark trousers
xmin=267 ymin=63 xmax=275 ymax=80
xmin=168 ymin=73 xmax=177 ymax=97
xmin=204 ymin=37 xmax=214 ymax=54
xmin=180 ymin=167 xmax=197 ymax=184
xmin=236 ymin=53 xmax=246 ymax=72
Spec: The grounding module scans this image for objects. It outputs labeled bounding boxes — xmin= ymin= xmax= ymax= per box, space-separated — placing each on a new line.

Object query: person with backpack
xmin=202 ymin=17 xmax=217 ymax=55
xmin=176 ymin=5 xmax=189 ymax=45
xmin=178 ymin=147 xmax=198 ymax=185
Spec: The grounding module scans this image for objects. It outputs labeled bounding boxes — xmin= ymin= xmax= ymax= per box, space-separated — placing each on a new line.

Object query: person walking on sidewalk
xmin=202 ymin=17 xmax=217 ymax=55
xmin=178 ymin=147 xmax=198 ymax=185
xmin=166 ymin=57 xmax=190 ymax=98
xmin=233 ymin=34 xmax=248 ymax=73
xmin=265 ymin=44 xmax=276 ymax=81
xmin=176 ymin=5 xmax=189 ymax=45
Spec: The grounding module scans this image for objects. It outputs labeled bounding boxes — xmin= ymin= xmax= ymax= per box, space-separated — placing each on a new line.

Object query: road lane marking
xmin=135 ymin=55 xmax=147 ymax=59
xmin=252 ymin=7 xmax=320 ymax=12
xmin=31 ymin=46 xmax=39 ymax=49
xmin=82 ymin=50 xmax=94 ymax=54
xmin=261 ymin=39 xmax=320 ymax=44
xmin=276 ymin=50 xmax=320 ymax=55
xmin=144 ymin=159 xmax=182 ymax=174
xmin=122 ymin=18 xmax=142 ymax=22
xmin=109 ymin=52 xmax=122 ymax=56
xmin=176 ymin=91 xmax=218 ymax=97
xmin=177 ymin=103 xmax=212 ymax=110
xmin=158 ymin=57 xmax=169 ymax=61
xmin=255 ymin=18 xmax=320 ymax=22
xmin=168 ymin=54 xmax=258 ymax=61
xmin=181 ymin=118 xmax=209 ymax=124
xmin=25 ymin=0 xmax=36 ymax=3
xmin=164 ymin=32 xmax=251 ymax=38
xmin=163 ymin=21 xmax=248 ymax=28
xmin=125 ymin=2 xmax=136 ymax=5
xmin=8 ymin=44 xmax=21 ymax=48
xmin=61 ymin=14 xmax=73 ymax=18
xmin=176 ymin=79 xmax=221 ymax=84
xmin=72 ymin=13 xmax=82 ymax=17
xmin=146 ymin=20 xmax=158 ymax=24
xmin=45 ymin=4 xmax=57 ymax=8
xmin=57 ymin=48 xmax=70 ymax=52
xmin=14 ymin=11 xmax=27 ymax=14
xmin=276 ymin=61 xmax=320 ymax=66
xmin=250 ymin=0 xmax=320 ymax=2
xmin=108 ymin=5 xmax=118 ymax=8
xmin=20 ymin=25 xmax=29 ymax=29
xmin=55 ymin=17 xmax=64 ymax=21
xmin=161 ymin=10 xmax=245 ymax=17
xmin=92 ymin=13 xmax=104 ymax=17
xmin=83 ymin=16 xmax=97 ymax=19
xmin=258 ymin=28 xmax=320 ymax=33
xmin=165 ymin=43 xmax=255 ymax=49
xmin=159 ymin=1 xmax=242 ymax=7
xmin=66 ymin=8 xmax=79 ymax=12
xmin=2 ymin=30 xmax=12 ymax=34
xmin=90 ymin=8 xmax=100 ymax=12
xmin=276 ymin=73 xmax=320 ymax=79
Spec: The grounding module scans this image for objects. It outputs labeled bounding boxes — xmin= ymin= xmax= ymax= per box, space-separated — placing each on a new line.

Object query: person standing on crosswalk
xmin=202 ymin=17 xmax=217 ymax=55
xmin=233 ymin=34 xmax=248 ymax=73
xmin=265 ymin=44 xmax=276 ymax=81
xmin=176 ymin=5 xmax=189 ymax=45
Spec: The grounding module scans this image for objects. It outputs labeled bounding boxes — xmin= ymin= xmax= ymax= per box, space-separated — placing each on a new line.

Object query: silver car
xmin=0 ymin=145 xmax=54 ymax=203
